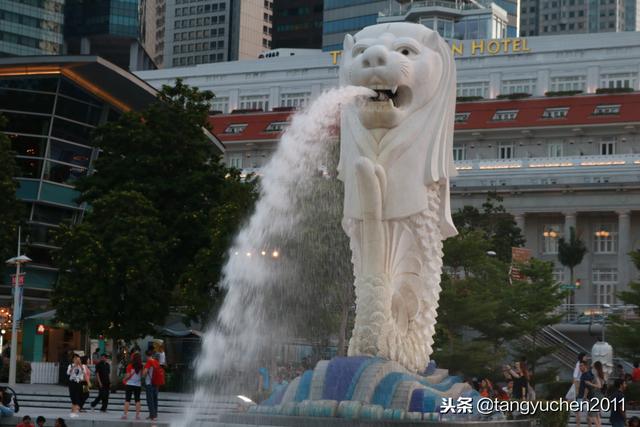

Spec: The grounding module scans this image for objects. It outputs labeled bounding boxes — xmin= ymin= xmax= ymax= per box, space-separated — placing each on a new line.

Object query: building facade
xmin=322 ymin=0 xmax=519 ymax=51
xmin=139 ymin=31 xmax=640 ymax=311
xmin=64 ymin=0 xmax=156 ymax=71
xmin=520 ymin=0 xmax=636 ymax=36
xmin=0 ymin=0 xmax=64 ymax=57
xmin=162 ymin=0 xmax=273 ymax=68
xmin=272 ymin=0 xmax=323 ymax=49
xmin=0 ymin=55 xmax=158 ymax=361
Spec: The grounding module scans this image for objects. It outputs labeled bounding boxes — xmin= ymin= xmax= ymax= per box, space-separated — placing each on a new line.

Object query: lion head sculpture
xmin=337 ymin=23 xmax=457 ymax=238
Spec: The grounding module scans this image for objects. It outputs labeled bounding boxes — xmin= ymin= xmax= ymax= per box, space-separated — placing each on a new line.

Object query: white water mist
xmin=174 ymin=86 xmax=373 ymax=426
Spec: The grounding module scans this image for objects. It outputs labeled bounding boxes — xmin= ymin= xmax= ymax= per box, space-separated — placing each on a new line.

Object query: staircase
xmin=8 ymin=386 xmax=247 ymax=419
xmin=521 ymin=325 xmax=590 ymax=370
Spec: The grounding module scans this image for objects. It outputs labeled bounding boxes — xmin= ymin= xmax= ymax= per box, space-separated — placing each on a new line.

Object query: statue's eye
xmin=396 ymin=45 xmax=417 ymax=56
xmin=352 ymin=46 xmax=367 ymax=57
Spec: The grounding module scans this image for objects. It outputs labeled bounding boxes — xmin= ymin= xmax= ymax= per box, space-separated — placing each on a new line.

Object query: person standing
xmin=632 ymin=361 xmax=640 ymax=382
xmin=79 ymin=356 xmax=91 ymax=411
xmin=121 ymin=353 xmax=142 ymax=420
xmin=142 ymin=350 xmax=160 ymax=421
xmin=90 ymin=354 xmax=110 ymax=412
xmin=609 ymin=379 xmax=626 ymax=427
xmin=66 ymin=354 xmax=83 ymax=417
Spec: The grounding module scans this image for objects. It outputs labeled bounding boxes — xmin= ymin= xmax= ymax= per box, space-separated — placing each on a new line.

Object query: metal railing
xmin=379 ymin=0 xmax=483 ymax=16
xmin=554 ymin=303 xmax=639 ymax=323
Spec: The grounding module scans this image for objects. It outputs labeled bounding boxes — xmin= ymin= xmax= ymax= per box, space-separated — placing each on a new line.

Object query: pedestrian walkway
xmin=0 ymin=384 xmax=250 ymax=427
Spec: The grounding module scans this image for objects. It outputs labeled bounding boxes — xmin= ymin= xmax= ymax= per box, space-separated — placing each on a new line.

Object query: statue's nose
xmin=361 ymin=45 xmax=387 ymax=68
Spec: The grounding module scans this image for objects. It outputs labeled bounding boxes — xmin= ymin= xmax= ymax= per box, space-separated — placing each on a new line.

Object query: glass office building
xmin=0 ymin=0 xmax=65 ymax=57
xmin=0 ymin=56 xmax=157 ymax=361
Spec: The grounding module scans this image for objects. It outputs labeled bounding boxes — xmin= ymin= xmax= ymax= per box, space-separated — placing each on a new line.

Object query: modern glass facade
xmin=64 ymin=0 xmax=139 ymax=38
xmin=0 ymin=0 xmax=64 ymax=57
xmin=322 ymin=0 xmax=388 ymax=51
xmin=0 ymin=73 xmax=121 ymax=315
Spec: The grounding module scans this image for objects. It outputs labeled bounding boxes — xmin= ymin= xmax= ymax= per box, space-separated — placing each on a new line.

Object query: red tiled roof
xmin=208 ymin=111 xmax=292 ymax=142
xmin=455 ymin=93 xmax=640 ymax=130
xmin=207 ymin=93 xmax=640 ymax=142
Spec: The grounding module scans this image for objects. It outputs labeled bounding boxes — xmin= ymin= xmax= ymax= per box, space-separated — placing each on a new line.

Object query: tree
xmin=53 ymin=191 xmax=168 ymax=340
xmin=607 ymin=250 xmax=640 ymax=360
xmin=435 ymin=198 xmax=564 ymax=383
xmin=0 ymin=115 xmax=24 ymax=264
xmin=58 ymin=80 xmax=256 ymax=323
xmin=557 ymin=226 xmax=587 ymax=287
xmin=452 ymin=192 xmax=525 ymax=262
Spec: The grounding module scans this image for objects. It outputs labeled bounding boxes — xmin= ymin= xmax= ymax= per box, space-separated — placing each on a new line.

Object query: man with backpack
xmin=142 ymin=350 xmax=163 ymax=421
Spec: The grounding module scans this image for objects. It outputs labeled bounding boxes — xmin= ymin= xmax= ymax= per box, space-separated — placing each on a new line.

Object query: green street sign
xmin=560 ymin=284 xmax=577 ymax=290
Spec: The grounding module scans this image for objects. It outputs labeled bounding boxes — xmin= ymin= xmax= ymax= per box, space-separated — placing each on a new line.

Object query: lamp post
xmin=5 ymin=226 xmax=31 ymax=386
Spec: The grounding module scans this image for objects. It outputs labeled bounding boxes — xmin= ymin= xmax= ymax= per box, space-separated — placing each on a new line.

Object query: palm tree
xmin=557 ymin=226 xmax=587 ymax=308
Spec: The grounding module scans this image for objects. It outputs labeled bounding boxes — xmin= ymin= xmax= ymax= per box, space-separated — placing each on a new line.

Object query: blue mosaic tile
xmin=322 ymin=356 xmax=370 ymax=401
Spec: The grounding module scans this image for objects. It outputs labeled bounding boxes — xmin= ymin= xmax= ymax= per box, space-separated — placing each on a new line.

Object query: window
xmin=264 ymin=121 xmax=289 ymax=132
xmin=456 ymin=82 xmax=489 ymax=98
xmin=452 ymin=145 xmax=466 ymax=161
xmin=455 ymin=112 xmax=470 ymax=123
xmin=492 ymin=110 xmax=518 ymax=121
xmin=542 ymin=107 xmax=569 ymax=119
xmin=552 ymin=268 xmax=564 ymax=285
xmin=211 ymin=97 xmax=229 ymax=113
xmin=600 ymin=73 xmax=635 ymax=89
xmin=593 ymin=104 xmax=621 ymax=115
xmin=593 ymin=223 xmax=617 ymax=253
xmin=239 ymin=95 xmax=269 ymax=111
xmin=592 ymin=268 xmax=617 ymax=305
xmin=498 ymin=142 xmax=514 ymax=159
xmin=228 ymin=155 xmax=242 ymax=168
xmin=550 ymin=76 xmax=586 ymax=92
xmin=224 ymin=124 xmax=248 ymax=134
xmin=542 ymin=224 xmax=562 ymax=254
xmin=501 ymin=79 xmax=536 ymax=95
xmin=279 ymin=92 xmax=310 ymax=108
xmin=547 ymin=143 xmax=564 ymax=157
xmin=600 ymin=140 xmax=616 ymax=155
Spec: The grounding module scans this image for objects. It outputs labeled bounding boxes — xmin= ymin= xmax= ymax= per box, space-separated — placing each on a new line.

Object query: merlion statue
xmin=338 ymin=23 xmax=457 ymax=373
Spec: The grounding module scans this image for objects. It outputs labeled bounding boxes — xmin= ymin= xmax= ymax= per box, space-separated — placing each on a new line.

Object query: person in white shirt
xmin=66 ymin=354 xmax=84 ymax=417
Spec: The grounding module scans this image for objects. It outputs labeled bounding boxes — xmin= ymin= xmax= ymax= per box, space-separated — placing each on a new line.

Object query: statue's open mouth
xmin=366 ymin=85 xmax=411 ymax=109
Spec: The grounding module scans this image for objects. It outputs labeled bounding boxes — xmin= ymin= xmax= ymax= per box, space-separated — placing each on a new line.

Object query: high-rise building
xmin=63 ymin=0 xmax=156 ymax=71
xmin=162 ymin=0 xmax=272 ymax=68
xmin=520 ymin=0 xmax=635 ymax=36
xmin=272 ymin=0 xmax=323 ymax=49
xmin=0 ymin=0 xmax=65 ymax=57
xmin=322 ymin=0 xmax=387 ymax=51
xmin=141 ymin=0 xmax=167 ymax=66
xmin=377 ymin=0 xmax=514 ymax=40
xmin=322 ymin=0 xmax=520 ymax=51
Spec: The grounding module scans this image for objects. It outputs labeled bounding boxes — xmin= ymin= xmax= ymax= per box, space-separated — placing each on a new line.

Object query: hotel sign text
xmin=329 ymin=38 xmax=532 ymax=64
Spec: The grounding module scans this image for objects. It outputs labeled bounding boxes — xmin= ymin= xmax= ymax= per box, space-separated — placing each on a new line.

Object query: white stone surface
xmin=338 ymin=23 xmax=457 ymax=373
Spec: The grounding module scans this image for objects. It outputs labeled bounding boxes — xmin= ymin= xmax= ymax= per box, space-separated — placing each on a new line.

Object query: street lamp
xmin=5 ymin=226 xmax=31 ymax=386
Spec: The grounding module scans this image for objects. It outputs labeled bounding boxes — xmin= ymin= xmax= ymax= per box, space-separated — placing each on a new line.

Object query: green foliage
xmin=557 ymin=226 xmax=587 ymax=284
xmin=277 ymin=140 xmax=354 ymax=357
xmin=0 ymin=359 xmax=31 ymax=383
xmin=544 ymin=90 xmax=583 ymax=97
xmin=435 ymin=195 xmax=564 ymax=383
xmin=607 ymin=250 xmax=640 ymax=360
xmin=452 ymin=192 xmax=525 ymax=262
xmin=533 ymin=402 xmax=569 ymax=427
xmin=54 ymin=80 xmax=256 ymax=329
xmin=0 ymin=115 xmax=25 ymax=264
xmin=53 ymin=191 xmax=168 ymax=339
xmin=543 ymin=381 xmax=573 ymax=400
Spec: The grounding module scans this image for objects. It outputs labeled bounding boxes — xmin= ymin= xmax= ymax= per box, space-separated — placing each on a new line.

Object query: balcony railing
xmin=454 ymin=153 xmax=640 ymax=173
xmin=554 ymin=303 xmax=638 ymax=323
xmin=379 ymin=0 xmax=482 ymax=17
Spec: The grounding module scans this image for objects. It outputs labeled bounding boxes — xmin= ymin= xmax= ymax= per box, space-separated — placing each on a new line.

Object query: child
xmin=36 ymin=417 xmax=45 ymax=427
xmin=16 ymin=416 xmax=33 ymax=427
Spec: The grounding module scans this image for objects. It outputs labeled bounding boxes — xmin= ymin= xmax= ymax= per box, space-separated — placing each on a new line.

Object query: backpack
xmin=151 ymin=363 xmax=165 ymax=386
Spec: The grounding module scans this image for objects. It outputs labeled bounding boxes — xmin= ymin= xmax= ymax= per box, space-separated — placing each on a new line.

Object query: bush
xmin=543 ymin=381 xmax=573 ymax=400
xmin=496 ymin=93 xmax=532 ymax=99
xmin=626 ymin=382 xmax=640 ymax=409
xmin=533 ymin=403 xmax=569 ymax=427
xmin=595 ymin=87 xmax=634 ymax=94
xmin=456 ymin=96 xmax=484 ymax=102
xmin=0 ymin=360 xmax=31 ymax=383
xmin=545 ymin=90 xmax=583 ymax=97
